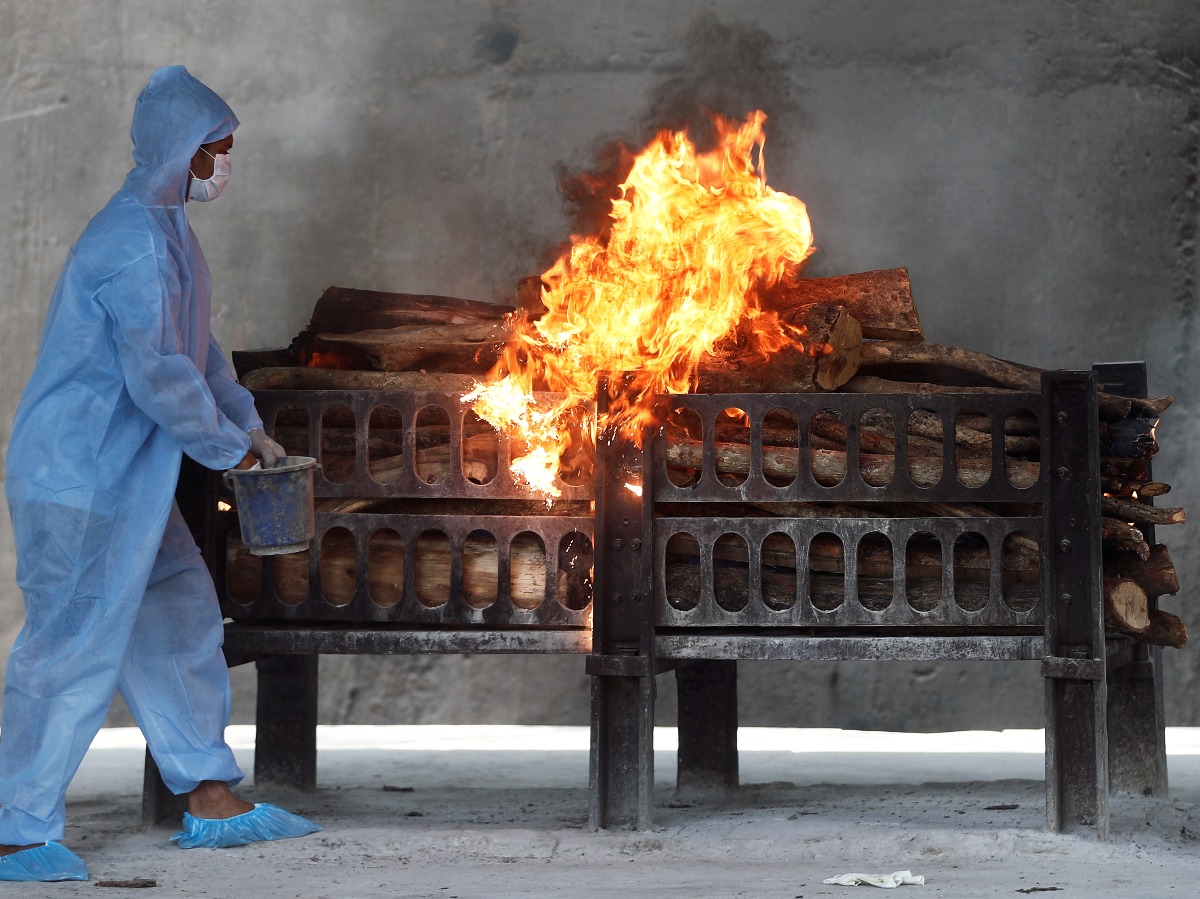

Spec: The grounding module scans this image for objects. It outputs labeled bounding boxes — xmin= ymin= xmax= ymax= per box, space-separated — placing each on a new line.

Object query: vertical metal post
xmin=141 ymin=750 xmax=188 ymax=828
xmin=1043 ymin=371 xmax=1109 ymax=838
xmin=1094 ymin=362 xmax=1168 ymax=797
xmin=255 ymin=654 xmax=319 ymax=791
xmin=588 ymin=375 xmax=656 ymax=830
xmin=675 ymin=660 xmax=739 ymax=795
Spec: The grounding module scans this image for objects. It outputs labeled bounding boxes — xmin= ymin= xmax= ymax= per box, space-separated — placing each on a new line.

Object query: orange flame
xmin=467 ymin=110 xmax=815 ymax=495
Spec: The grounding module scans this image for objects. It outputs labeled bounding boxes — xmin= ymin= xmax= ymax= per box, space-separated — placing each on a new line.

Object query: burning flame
xmin=468 ymin=110 xmax=815 ymax=494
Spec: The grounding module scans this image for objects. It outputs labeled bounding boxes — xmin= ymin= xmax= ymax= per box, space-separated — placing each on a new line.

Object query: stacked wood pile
xmin=231 ymin=269 xmax=1186 ymax=646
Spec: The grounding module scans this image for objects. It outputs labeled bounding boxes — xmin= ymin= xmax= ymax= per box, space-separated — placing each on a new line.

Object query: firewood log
xmin=1099 ymin=495 xmax=1186 ymax=527
xmin=695 ymin=304 xmax=862 ymax=392
xmin=1142 ymin=608 xmax=1188 ymax=649
xmin=858 ymin=341 xmax=1036 ymax=388
xmin=854 ymin=350 xmax=1171 ymax=420
xmin=1132 ymin=482 xmax=1172 ymax=498
xmin=241 ymin=366 xmax=483 ymax=394
xmin=291 ymin=286 xmax=511 ymax=352
xmin=1106 ymin=544 xmax=1180 ymax=598
xmin=1101 ymin=478 xmax=1171 ymax=499
xmin=311 ymin=319 xmax=509 ymax=374
xmin=759 ymin=268 xmax=923 ymax=340
xmin=1101 ymin=517 xmax=1150 ymax=560
xmin=1103 ymin=576 xmax=1151 ymax=635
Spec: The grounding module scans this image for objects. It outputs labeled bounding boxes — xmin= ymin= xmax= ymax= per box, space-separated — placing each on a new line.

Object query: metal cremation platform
xmin=143 ymin=362 xmax=1168 ymax=840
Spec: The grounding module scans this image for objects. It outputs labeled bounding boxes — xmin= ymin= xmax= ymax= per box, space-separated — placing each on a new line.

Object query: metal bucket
xmin=223 ymin=456 xmax=318 ymax=556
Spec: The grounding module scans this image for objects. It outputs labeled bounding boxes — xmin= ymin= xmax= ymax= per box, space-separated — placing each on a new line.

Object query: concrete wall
xmin=1 ymin=1 xmax=1197 ymax=730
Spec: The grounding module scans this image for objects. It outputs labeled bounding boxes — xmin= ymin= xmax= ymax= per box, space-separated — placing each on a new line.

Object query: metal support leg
xmin=589 ymin=376 xmax=656 ymax=830
xmin=141 ymin=750 xmax=188 ymax=828
xmin=1043 ymin=372 xmax=1109 ymax=838
xmin=1107 ymin=649 xmax=1169 ymax=796
xmin=675 ymin=660 xmax=738 ymax=795
xmin=1094 ymin=362 xmax=1168 ymax=797
xmin=255 ymin=654 xmax=318 ymax=791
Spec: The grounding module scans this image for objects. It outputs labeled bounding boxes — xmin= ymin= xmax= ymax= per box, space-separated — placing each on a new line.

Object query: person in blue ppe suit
xmin=0 ymin=66 xmax=319 ymax=883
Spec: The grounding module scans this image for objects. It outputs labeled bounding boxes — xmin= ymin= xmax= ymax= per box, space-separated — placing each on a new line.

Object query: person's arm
xmin=97 ymin=254 xmax=251 ymax=470
xmin=205 ymin=332 xmax=263 ymax=432
xmin=206 ymin=334 xmax=287 ymax=467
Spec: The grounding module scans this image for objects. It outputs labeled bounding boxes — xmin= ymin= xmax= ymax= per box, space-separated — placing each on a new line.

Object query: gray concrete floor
xmin=15 ymin=726 xmax=1200 ymax=897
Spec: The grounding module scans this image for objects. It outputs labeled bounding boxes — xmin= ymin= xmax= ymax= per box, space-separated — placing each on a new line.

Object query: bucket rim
xmin=228 ymin=455 xmax=318 ymax=477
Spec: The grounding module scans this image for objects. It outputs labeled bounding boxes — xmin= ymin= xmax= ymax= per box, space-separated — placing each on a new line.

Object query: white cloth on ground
xmin=823 ymin=870 xmax=925 ymax=888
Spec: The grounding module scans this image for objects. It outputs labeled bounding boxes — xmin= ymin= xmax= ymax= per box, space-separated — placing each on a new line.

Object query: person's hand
xmin=248 ymin=429 xmax=286 ymax=468
xmin=235 ymin=452 xmax=257 ymax=470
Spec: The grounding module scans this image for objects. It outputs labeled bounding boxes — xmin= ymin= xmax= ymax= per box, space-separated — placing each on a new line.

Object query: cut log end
xmin=815 ymin=309 xmax=863 ymax=390
xmin=1104 ymin=576 xmax=1150 ymax=634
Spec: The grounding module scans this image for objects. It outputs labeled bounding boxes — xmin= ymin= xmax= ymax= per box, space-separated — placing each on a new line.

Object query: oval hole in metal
xmin=905 ymin=532 xmax=941 ymax=612
xmin=665 ymin=531 xmax=700 ymax=611
xmin=367 ymin=528 xmax=405 ymax=608
xmin=557 ymin=531 xmax=593 ymax=611
xmin=510 ymin=531 xmax=547 ymax=610
xmin=764 ymin=407 xmax=798 ymax=488
xmin=761 ymin=531 xmax=796 ymax=611
xmin=273 ymin=402 xmax=310 ymax=458
xmin=462 ymin=409 xmax=498 ymax=486
xmin=320 ymin=404 xmax=355 ymax=484
xmin=271 ymin=544 xmax=309 ymax=606
xmin=857 ymin=532 xmax=893 ymax=611
xmin=717 ymin=407 xmax=750 ymax=488
xmin=556 ymin=405 xmax=593 ymax=488
xmin=319 ymin=526 xmax=357 ymax=607
xmin=956 ymin=407 xmax=991 ymax=488
xmin=953 ymin=532 xmax=990 ymax=612
xmin=462 ymin=530 xmax=498 ymax=610
xmin=859 ymin=407 xmax=894 ymax=487
xmin=1002 ymin=530 xmax=1040 ymax=613
xmin=415 ymin=405 xmax=451 ymax=485
xmin=415 ymin=530 xmax=451 ymax=607
xmin=713 ymin=532 xmax=749 ymax=612
xmin=809 ymin=532 xmax=844 ymax=612
xmin=666 ymin=406 xmax=704 ymax=488
xmin=226 ymin=530 xmax=261 ymax=606
xmin=908 ymin=409 xmax=942 ymax=488
xmin=1006 ymin=408 xmax=1040 ymax=489
xmin=368 ymin=404 xmax=403 ymax=484
xmin=811 ymin=409 xmax=845 ymax=487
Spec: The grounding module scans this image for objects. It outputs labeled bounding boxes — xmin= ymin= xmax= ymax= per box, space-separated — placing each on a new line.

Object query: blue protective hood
xmin=123 ymin=65 xmax=239 ymax=207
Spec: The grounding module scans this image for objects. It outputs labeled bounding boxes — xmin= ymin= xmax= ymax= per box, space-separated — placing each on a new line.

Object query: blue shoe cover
xmin=171 ymin=803 xmax=320 ymax=849
xmin=0 ymin=842 xmax=88 ymax=882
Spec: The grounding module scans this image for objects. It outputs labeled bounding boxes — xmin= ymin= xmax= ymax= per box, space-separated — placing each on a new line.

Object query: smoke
xmin=553 ymin=14 xmax=799 ymax=249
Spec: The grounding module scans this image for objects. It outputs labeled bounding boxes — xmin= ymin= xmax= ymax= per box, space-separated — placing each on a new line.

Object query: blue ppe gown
xmin=0 ymin=66 xmax=262 ymax=846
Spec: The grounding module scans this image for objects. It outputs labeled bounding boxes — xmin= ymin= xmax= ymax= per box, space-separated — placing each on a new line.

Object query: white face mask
xmin=188 ymin=146 xmax=231 ymax=202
